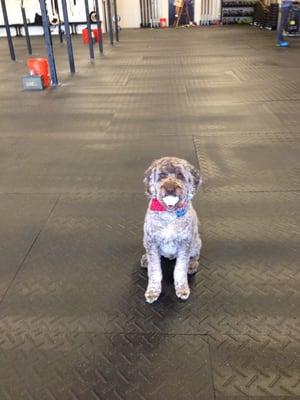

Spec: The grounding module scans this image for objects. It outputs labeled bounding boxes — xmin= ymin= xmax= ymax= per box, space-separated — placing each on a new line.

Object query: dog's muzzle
xmin=160 ymin=179 xmax=183 ymax=208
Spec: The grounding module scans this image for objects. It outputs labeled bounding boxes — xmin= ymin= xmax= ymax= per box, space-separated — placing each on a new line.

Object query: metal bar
xmin=113 ymin=0 xmax=119 ymax=41
xmin=58 ymin=21 xmax=63 ymax=43
xmin=143 ymin=0 xmax=147 ymax=27
xmin=103 ymin=0 xmax=108 ymax=32
xmin=95 ymin=0 xmax=104 ymax=54
xmin=61 ymin=0 xmax=76 ymax=72
xmin=84 ymin=0 xmax=95 ymax=59
xmin=106 ymin=0 xmax=114 ymax=45
xmin=1 ymin=0 xmax=16 ymax=60
xmin=21 ymin=5 xmax=32 ymax=55
xmin=55 ymin=1 xmax=63 ymax=43
xmin=39 ymin=0 xmax=58 ymax=86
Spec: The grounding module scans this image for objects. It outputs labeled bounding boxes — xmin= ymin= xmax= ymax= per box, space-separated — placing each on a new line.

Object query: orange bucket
xmin=27 ymin=58 xmax=50 ymax=88
xmin=82 ymin=27 xmax=90 ymax=44
xmin=93 ymin=28 xmax=102 ymax=43
xmin=160 ymin=18 xmax=167 ymax=28
xmin=82 ymin=27 xmax=102 ymax=43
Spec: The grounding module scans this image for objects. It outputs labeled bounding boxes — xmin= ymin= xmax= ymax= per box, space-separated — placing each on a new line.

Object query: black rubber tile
xmin=195 ymin=134 xmax=300 ymax=191
xmin=0 ymin=193 xmax=211 ymax=336
xmin=106 ymin=103 xmax=285 ymax=135
xmin=0 ymin=109 xmax=113 ymax=137
xmin=265 ymin=101 xmax=300 ymax=129
xmin=1 ymin=192 xmax=298 ymax=338
xmin=195 ymin=191 xmax=300 ymax=335
xmin=0 ymin=194 xmax=58 ymax=301
xmin=210 ymin=334 xmax=300 ymax=398
xmin=187 ymin=81 xmax=299 ymax=103
xmin=217 ymin=397 xmax=300 ymax=400
xmin=0 ymin=332 xmax=213 ymax=400
xmin=0 ymin=136 xmax=198 ymax=194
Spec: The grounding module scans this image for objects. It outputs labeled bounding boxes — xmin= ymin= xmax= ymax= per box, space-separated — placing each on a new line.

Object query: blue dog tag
xmin=176 ymin=208 xmax=186 ymax=218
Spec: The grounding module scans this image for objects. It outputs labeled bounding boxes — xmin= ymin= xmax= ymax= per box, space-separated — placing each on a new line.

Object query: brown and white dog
xmin=141 ymin=157 xmax=202 ymax=303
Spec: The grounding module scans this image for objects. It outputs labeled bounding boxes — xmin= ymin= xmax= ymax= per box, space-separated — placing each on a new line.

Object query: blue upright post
xmin=39 ymin=0 xmax=58 ymax=86
xmin=107 ymin=0 xmax=114 ymax=45
xmin=21 ymin=3 xmax=32 ymax=55
xmin=84 ymin=0 xmax=95 ymax=59
xmin=1 ymin=0 xmax=16 ymax=60
xmin=61 ymin=0 xmax=76 ymax=72
xmin=95 ymin=0 xmax=104 ymax=54
xmin=113 ymin=0 xmax=119 ymax=42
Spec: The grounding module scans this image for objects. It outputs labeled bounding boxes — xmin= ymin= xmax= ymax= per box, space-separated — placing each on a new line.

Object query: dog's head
xmin=144 ymin=157 xmax=202 ymax=209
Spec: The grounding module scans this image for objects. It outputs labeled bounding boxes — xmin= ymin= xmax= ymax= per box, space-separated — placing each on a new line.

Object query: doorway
xmin=168 ymin=0 xmax=195 ymax=26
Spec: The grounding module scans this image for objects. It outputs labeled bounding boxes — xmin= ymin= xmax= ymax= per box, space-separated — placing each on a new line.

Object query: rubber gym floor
xmin=0 ymin=26 xmax=299 ymax=400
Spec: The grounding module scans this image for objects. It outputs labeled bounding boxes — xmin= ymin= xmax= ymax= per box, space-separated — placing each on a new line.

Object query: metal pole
xmin=106 ymin=0 xmax=114 ymax=45
xmin=84 ymin=0 xmax=95 ymax=59
xmin=39 ymin=0 xmax=58 ymax=86
xmin=58 ymin=19 xmax=63 ymax=43
xmin=1 ymin=0 xmax=16 ymax=60
xmin=113 ymin=0 xmax=119 ymax=42
xmin=21 ymin=5 xmax=32 ymax=55
xmin=103 ymin=0 xmax=108 ymax=32
xmin=61 ymin=0 xmax=75 ymax=73
xmin=95 ymin=0 xmax=104 ymax=54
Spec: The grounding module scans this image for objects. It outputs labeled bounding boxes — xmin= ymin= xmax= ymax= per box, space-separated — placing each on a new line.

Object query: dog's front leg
xmin=145 ymin=245 xmax=162 ymax=304
xmin=174 ymin=247 xmax=191 ymax=300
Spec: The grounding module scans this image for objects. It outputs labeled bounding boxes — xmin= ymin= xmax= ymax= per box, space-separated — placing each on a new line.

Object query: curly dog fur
xmin=141 ymin=157 xmax=202 ymax=303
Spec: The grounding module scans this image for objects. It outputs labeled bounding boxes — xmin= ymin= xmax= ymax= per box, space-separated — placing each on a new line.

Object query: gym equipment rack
xmin=221 ymin=0 xmax=257 ymax=24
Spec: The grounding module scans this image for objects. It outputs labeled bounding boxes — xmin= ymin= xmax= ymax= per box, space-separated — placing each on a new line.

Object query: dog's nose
xmin=163 ymin=180 xmax=180 ymax=195
xmin=165 ymin=186 xmax=176 ymax=195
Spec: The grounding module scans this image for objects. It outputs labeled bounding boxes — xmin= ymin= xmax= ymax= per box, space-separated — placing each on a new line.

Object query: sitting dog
xmin=141 ymin=157 xmax=202 ymax=303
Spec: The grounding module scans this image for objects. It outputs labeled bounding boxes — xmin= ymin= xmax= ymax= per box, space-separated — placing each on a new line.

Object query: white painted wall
xmin=116 ymin=0 xmax=141 ymax=28
xmin=0 ymin=0 xmax=212 ymax=30
xmin=0 ymin=0 xmax=104 ymax=26
xmin=115 ymin=0 xmax=169 ymax=28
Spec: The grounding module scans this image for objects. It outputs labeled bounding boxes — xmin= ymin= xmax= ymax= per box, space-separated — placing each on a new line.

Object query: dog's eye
xmin=176 ymin=172 xmax=185 ymax=180
xmin=158 ymin=172 xmax=168 ymax=180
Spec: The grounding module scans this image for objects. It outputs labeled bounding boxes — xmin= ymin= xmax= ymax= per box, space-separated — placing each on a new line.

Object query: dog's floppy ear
xmin=187 ymin=163 xmax=202 ymax=198
xmin=143 ymin=161 xmax=157 ymax=197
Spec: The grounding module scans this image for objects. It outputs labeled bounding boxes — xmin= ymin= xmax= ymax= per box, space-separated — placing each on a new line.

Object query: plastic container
xmin=82 ymin=27 xmax=102 ymax=43
xmin=160 ymin=18 xmax=167 ymax=28
xmin=27 ymin=58 xmax=50 ymax=88
xmin=93 ymin=28 xmax=102 ymax=43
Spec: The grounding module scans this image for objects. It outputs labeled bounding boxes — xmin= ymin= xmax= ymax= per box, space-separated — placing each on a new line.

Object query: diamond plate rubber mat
xmin=195 ymin=133 xmax=300 ymax=191
xmin=0 ymin=191 xmax=298 ymax=338
xmin=0 ymin=137 xmax=197 ymax=194
xmin=0 ymin=333 xmax=213 ymax=400
xmin=0 ymin=27 xmax=300 ymax=400
xmin=106 ymin=103 xmax=285 ymax=135
xmin=210 ymin=334 xmax=300 ymax=398
xmin=196 ymin=191 xmax=300 ymax=336
xmin=0 ymin=193 xmax=211 ymax=336
xmin=0 ymin=194 xmax=57 ymax=300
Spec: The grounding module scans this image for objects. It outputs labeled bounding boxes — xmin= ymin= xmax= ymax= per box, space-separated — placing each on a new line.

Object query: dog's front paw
xmin=145 ymin=285 xmax=161 ymax=304
xmin=175 ymin=283 xmax=190 ymax=300
xmin=140 ymin=254 xmax=148 ymax=269
xmin=188 ymin=258 xmax=199 ymax=275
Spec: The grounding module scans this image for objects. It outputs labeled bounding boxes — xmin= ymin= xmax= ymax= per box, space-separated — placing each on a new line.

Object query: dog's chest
xmin=149 ymin=213 xmax=191 ymax=257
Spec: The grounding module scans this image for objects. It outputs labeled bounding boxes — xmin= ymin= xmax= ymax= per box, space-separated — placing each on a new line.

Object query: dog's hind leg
xmin=188 ymin=257 xmax=199 ymax=275
xmin=140 ymin=254 xmax=148 ymax=268
xmin=188 ymin=236 xmax=202 ymax=275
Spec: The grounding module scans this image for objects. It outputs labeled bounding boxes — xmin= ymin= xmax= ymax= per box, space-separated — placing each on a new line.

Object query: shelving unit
xmin=221 ymin=0 xmax=257 ymax=24
xmin=252 ymin=2 xmax=278 ymax=30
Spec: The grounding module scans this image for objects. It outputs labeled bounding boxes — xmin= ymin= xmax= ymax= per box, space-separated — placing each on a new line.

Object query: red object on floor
xmin=160 ymin=18 xmax=167 ymax=28
xmin=82 ymin=27 xmax=102 ymax=44
xmin=27 ymin=58 xmax=50 ymax=88
xmin=93 ymin=28 xmax=102 ymax=43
